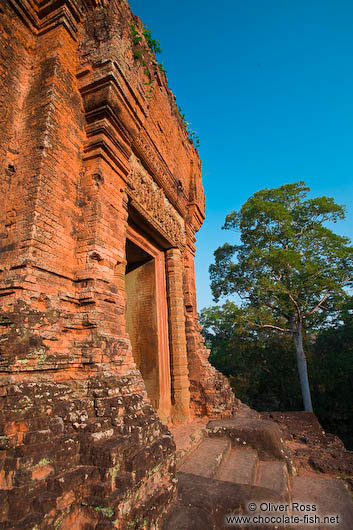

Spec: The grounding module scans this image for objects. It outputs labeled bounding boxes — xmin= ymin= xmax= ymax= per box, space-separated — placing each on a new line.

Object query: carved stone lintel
xmin=127 ymin=157 xmax=186 ymax=248
xmin=133 ymin=132 xmax=188 ymax=218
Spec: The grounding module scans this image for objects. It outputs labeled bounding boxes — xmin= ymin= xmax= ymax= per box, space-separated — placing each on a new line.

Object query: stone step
xmin=207 ymin=418 xmax=295 ymax=472
xmin=217 ymin=448 xmax=258 ymax=485
xmin=178 ymin=437 xmax=231 ymax=479
xmin=256 ymin=460 xmax=290 ymax=501
xmin=291 ymin=475 xmax=353 ymax=529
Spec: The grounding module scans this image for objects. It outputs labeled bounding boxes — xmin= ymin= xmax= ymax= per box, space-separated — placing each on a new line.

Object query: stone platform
xmin=164 ymin=415 xmax=353 ymax=529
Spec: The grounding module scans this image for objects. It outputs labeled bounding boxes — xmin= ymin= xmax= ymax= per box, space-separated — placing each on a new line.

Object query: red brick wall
xmin=0 ymin=1 xmax=236 ymax=528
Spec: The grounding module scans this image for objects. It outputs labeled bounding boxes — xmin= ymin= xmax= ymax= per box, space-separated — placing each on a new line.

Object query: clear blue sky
xmin=129 ymin=0 xmax=353 ymax=311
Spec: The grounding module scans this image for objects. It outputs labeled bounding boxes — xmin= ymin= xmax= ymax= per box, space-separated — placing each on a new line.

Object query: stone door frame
xmin=125 ymin=224 xmax=172 ymax=423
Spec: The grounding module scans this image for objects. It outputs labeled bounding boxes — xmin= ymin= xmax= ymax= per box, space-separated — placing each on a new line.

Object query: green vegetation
xmin=130 ymin=21 xmax=162 ymax=57
xmin=130 ymin=21 xmax=160 ymax=102
xmin=177 ymin=105 xmax=200 ymax=148
xmin=205 ymin=182 xmax=353 ymax=448
xmin=38 ymin=458 xmax=52 ymax=466
xmin=201 ymin=297 xmax=353 ymax=449
xmin=37 ymin=353 xmax=47 ymax=364
xmin=130 ymin=20 xmax=199 ymax=149
xmin=158 ymin=63 xmax=167 ymax=74
xmin=200 ymin=302 xmax=302 ymax=411
xmin=130 ymin=22 xmax=142 ymax=46
xmin=142 ymin=24 xmax=162 ymax=54
xmin=209 ymin=182 xmax=353 ymax=411
xmin=310 ymin=298 xmax=353 ymax=448
xmin=108 ymin=462 xmax=121 ymax=479
xmin=94 ymin=506 xmax=115 ymax=518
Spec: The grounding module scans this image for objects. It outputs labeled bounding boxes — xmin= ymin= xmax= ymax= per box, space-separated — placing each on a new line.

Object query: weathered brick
xmin=0 ymin=1 xmax=236 ymax=528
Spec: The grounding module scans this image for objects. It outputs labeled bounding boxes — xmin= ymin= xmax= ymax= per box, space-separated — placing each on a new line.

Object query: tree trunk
xmin=292 ymin=321 xmax=313 ymax=412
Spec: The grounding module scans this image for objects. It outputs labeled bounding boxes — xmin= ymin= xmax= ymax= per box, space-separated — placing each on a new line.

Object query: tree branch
xmin=249 ymin=322 xmax=291 ymax=333
xmin=307 ymin=276 xmax=353 ymax=315
xmin=307 ymin=293 xmax=330 ymax=315
xmin=293 ymin=221 xmax=315 ymax=238
xmin=289 ymin=294 xmax=302 ymax=319
xmin=264 ymin=301 xmax=279 ymax=311
xmin=342 ymin=276 xmax=353 ymax=286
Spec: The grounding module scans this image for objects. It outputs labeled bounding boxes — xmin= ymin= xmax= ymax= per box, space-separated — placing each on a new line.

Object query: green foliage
xmin=38 ymin=458 xmax=52 ymax=466
xmin=200 ymin=303 xmax=302 ymax=410
xmin=310 ymin=298 xmax=353 ymax=449
xmin=130 ymin=20 xmax=163 ymax=103
xmin=108 ymin=462 xmax=120 ymax=478
xmin=209 ymin=182 xmax=353 ymax=411
xmin=201 ymin=298 xmax=353 ymax=448
xmin=177 ymin=105 xmax=200 ymax=149
xmin=188 ymin=129 xmax=200 ymax=148
xmin=130 ymin=22 xmax=142 ymax=46
xmin=177 ymin=105 xmax=187 ymax=123
xmin=158 ymin=63 xmax=167 ymax=74
xmin=131 ymin=21 xmax=162 ymax=55
xmin=142 ymin=24 xmax=162 ymax=54
xmin=211 ymin=182 xmax=353 ymax=318
xmin=144 ymin=68 xmax=152 ymax=81
xmin=130 ymin=20 xmax=200 ymax=148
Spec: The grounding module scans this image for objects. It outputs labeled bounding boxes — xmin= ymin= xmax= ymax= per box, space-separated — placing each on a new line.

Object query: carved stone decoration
xmin=127 ymin=154 xmax=186 ymax=248
xmin=133 ymin=132 xmax=188 ymax=216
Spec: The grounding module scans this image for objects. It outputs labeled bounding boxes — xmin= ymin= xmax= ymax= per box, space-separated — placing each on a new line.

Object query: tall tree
xmin=210 ymin=182 xmax=353 ymax=411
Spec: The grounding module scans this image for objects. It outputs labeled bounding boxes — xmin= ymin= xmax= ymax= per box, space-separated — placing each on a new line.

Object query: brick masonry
xmin=0 ymin=1 xmax=237 ymax=528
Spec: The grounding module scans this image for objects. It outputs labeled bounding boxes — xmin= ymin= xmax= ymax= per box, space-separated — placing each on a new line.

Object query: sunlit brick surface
xmin=0 ymin=1 xmax=236 ymax=527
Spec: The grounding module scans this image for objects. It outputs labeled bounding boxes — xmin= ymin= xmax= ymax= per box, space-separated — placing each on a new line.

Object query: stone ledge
xmin=207 ymin=418 xmax=295 ymax=473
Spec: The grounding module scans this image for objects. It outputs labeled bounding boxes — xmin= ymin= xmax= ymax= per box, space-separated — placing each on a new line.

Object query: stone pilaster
xmin=166 ymin=248 xmax=191 ymax=421
xmin=183 ymin=240 xmax=238 ymax=418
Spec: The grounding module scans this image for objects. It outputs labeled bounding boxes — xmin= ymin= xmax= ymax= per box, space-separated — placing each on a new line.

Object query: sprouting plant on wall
xmin=143 ymin=67 xmax=154 ymax=99
xmin=142 ymin=24 xmax=162 ymax=54
xmin=177 ymin=105 xmax=186 ymax=123
xmin=177 ymin=105 xmax=200 ymax=149
xmin=189 ymin=129 xmax=200 ymax=149
xmin=130 ymin=20 xmax=198 ymax=147
xmin=130 ymin=22 xmax=142 ymax=46
xmin=130 ymin=20 xmax=165 ymax=101
xmin=130 ymin=21 xmax=162 ymax=60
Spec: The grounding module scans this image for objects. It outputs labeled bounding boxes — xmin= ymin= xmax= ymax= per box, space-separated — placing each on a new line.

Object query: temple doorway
xmin=125 ymin=226 xmax=172 ymax=422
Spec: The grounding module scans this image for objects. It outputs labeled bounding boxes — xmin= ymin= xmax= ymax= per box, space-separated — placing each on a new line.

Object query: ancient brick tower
xmin=0 ymin=0 xmax=236 ymax=527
